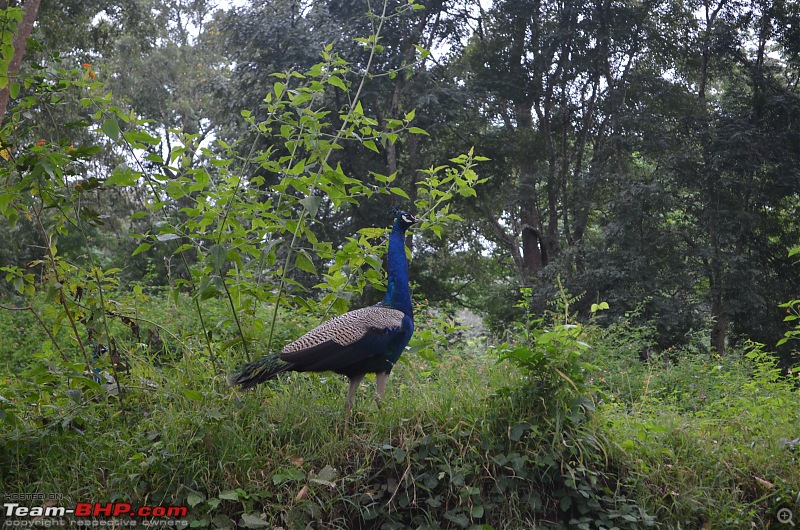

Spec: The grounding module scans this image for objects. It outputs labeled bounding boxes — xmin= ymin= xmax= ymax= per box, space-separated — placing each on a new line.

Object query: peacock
xmin=230 ymin=211 xmax=418 ymax=417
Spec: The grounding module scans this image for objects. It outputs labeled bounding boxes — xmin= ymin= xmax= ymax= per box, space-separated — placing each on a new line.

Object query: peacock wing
xmin=278 ymin=306 xmax=406 ymax=372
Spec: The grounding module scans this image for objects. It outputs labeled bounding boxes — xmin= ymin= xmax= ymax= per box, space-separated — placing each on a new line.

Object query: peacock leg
xmin=345 ymin=373 xmax=365 ymax=417
xmin=375 ymin=372 xmax=389 ymax=409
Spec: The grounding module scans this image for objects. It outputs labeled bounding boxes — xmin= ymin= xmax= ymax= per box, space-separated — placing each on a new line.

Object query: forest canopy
xmin=1 ymin=0 xmax=799 ymax=360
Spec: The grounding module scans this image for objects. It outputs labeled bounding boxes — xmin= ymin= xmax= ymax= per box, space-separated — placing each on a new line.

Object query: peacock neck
xmin=381 ymin=222 xmax=413 ymax=316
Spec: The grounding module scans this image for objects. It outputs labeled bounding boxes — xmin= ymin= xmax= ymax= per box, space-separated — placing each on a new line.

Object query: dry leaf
xmin=754 ymin=476 xmax=775 ymax=489
xmin=295 ymin=485 xmax=309 ymax=501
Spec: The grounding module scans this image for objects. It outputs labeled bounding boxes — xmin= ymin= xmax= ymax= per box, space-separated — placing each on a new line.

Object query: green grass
xmin=2 ymin=295 xmax=799 ymax=529
xmin=593 ymin=329 xmax=800 ymax=529
xmin=3 ymin=337 xmax=528 ymax=527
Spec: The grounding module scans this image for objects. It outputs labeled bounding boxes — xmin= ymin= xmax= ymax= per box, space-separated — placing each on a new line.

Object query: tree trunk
xmin=0 ymin=0 xmax=41 ymax=121
xmin=699 ymin=0 xmax=729 ymax=354
xmin=521 ymin=225 xmax=545 ymax=282
xmin=710 ymin=281 xmax=728 ymax=355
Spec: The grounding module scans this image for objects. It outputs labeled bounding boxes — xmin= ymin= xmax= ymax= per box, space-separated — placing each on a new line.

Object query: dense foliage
xmin=3 ymin=0 xmax=797 ymax=355
xmin=2 ymin=293 xmax=798 ymax=528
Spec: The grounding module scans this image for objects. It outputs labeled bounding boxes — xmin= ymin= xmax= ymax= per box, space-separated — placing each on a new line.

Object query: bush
xmin=488 ymin=287 xmax=655 ymax=528
xmin=598 ymin=340 xmax=800 ymax=528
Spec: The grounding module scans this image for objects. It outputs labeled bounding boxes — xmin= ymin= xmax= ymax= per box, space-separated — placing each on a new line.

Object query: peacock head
xmin=392 ymin=210 xmax=418 ymax=232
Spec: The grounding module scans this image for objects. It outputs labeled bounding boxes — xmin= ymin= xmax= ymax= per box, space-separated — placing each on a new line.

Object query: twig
xmin=32 ymin=202 xmax=91 ymax=372
xmin=92 ymin=269 xmax=124 ymax=401
xmin=194 ymin=296 xmax=217 ymax=371
xmin=220 ymin=273 xmax=250 ymax=361
xmin=266 ymin=0 xmax=391 ymax=353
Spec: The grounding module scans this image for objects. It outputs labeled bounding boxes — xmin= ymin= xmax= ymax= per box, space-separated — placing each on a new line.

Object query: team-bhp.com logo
xmin=74 ymin=504 xmax=187 ymax=518
xmin=4 ymin=501 xmax=188 ymax=527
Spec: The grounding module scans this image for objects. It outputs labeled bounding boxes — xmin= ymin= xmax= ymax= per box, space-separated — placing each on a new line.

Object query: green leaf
xmin=559 ymin=494 xmax=571 ymax=511
xmin=408 ymin=127 xmax=429 ymax=136
xmin=65 ymin=388 xmax=82 ymax=404
xmin=364 ymin=140 xmax=379 ymax=153
xmin=369 ymin=171 xmax=395 ymax=183
xmin=218 ymin=490 xmax=239 ymax=501
xmin=286 ymin=159 xmax=305 ymax=175
xmin=510 ymin=422 xmax=528 ymax=441
xmin=327 ymin=76 xmax=347 ymax=91
xmin=272 ymin=467 xmax=305 ymax=485
xmin=9 ymin=81 xmax=19 ymax=99
xmin=209 ymin=244 xmax=227 ymax=270
xmin=124 ymin=130 xmax=161 ymax=147
xmin=390 ymin=187 xmax=410 ymax=199
xmin=240 ymin=513 xmax=269 ymax=528
xmin=186 ymin=492 xmax=205 ymax=507
xmin=101 ymin=118 xmax=120 ymax=141
xmin=131 ymin=243 xmax=151 ymax=257
xmin=0 ymin=192 xmax=13 ymax=214
xmin=198 ymin=276 xmax=225 ymax=300
xmin=173 ymin=243 xmax=193 ymax=255
xmin=5 ymin=207 xmax=17 ymax=228
xmin=106 ymin=166 xmax=139 ymax=187
xmin=358 ymin=227 xmax=385 ymax=238
xmin=299 ymin=195 xmax=322 ymax=217
xmin=182 ymin=389 xmax=204 ymax=401
xmin=443 ymin=511 xmax=469 ymax=527
xmin=295 ymin=250 xmax=316 ymax=274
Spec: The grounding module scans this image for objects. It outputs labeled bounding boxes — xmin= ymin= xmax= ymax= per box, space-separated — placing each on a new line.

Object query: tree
xmin=461 ymin=0 xmax=670 ymax=283
xmin=0 ymin=0 xmax=41 ymax=120
xmin=662 ymin=0 xmax=800 ymax=354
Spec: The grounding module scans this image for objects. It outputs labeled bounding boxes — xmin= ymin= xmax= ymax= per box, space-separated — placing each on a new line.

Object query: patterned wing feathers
xmin=280 ymin=306 xmax=404 ymax=356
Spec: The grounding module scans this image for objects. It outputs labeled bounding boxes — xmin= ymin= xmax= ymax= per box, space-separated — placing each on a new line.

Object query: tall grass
xmin=2 ymin=294 xmax=799 ymax=528
xmin=593 ymin=324 xmax=800 ymax=529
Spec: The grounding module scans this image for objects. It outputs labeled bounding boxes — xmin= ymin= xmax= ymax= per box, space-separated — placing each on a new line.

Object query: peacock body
xmin=230 ymin=212 xmax=417 ymax=416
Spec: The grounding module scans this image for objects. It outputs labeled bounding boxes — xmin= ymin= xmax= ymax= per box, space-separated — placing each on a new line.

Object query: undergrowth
xmin=593 ymin=321 xmax=800 ymax=529
xmin=3 ymin=290 xmax=800 ymax=528
xmin=2 ymin=279 xmax=800 ymax=530
xmin=2 ymin=289 xmax=650 ymax=529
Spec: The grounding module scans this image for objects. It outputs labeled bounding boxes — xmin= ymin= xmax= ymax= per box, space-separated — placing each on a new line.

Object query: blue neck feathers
xmin=381 ymin=220 xmax=413 ymax=316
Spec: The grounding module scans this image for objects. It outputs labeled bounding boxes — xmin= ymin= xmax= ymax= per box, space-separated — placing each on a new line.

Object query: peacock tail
xmin=229 ymin=354 xmax=293 ymax=389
